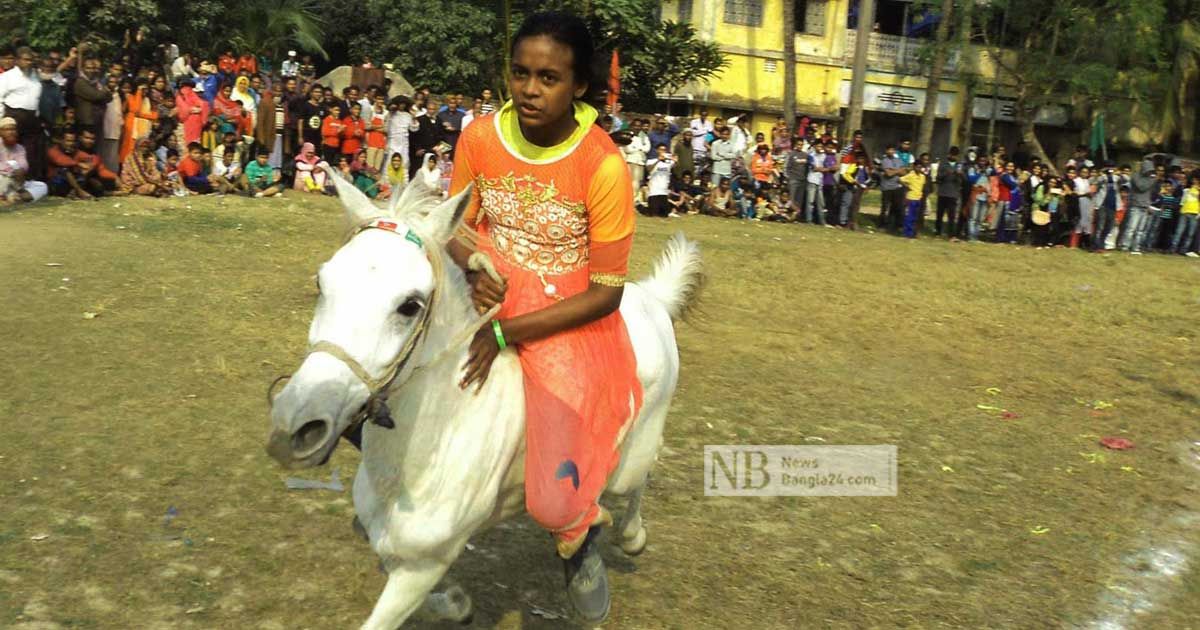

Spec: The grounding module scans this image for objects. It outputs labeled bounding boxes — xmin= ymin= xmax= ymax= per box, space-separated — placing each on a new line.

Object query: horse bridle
xmin=268 ymin=217 xmax=501 ymax=438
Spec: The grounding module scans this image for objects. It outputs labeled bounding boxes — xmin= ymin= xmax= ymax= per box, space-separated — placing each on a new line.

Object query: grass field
xmin=2 ymin=192 xmax=1199 ymax=629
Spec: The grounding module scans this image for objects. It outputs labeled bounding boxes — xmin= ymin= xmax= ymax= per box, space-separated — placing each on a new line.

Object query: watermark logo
xmin=704 ymin=445 xmax=897 ymax=496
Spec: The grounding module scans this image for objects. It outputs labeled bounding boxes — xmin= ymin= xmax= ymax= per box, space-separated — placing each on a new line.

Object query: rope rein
xmin=268 ymin=218 xmax=502 ymax=435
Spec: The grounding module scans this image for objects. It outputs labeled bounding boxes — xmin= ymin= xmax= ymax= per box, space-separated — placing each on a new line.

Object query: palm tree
xmin=1160 ymin=19 xmax=1200 ymax=153
xmin=227 ymin=0 xmax=328 ymax=61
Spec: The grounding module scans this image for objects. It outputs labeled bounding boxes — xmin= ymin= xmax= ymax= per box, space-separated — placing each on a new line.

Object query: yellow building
xmin=660 ymin=0 xmax=1072 ymax=156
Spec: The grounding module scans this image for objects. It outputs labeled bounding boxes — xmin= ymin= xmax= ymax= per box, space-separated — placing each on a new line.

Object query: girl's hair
xmin=512 ymin=11 xmax=596 ymax=97
xmin=390 ymin=152 xmax=403 ymax=161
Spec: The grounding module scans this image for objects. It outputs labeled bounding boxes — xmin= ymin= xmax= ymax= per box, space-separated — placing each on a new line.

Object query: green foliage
xmin=229 ymin=0 xmax=328 ymax=60
xmin=361 ymin=0 xmax=501 ymax=95
xmin=23 ymin=2 xmax=82 ymax=50
xmin=88 ymin=0 xmax=161 ymax=34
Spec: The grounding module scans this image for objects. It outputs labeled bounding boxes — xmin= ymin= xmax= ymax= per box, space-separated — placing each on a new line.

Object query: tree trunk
xmin=916 ymin=0 xmax=954 ymax=156
xmin=1014 ymin=85 xmax=1055 ymax=175
xmin=954 ymin=0 xmax=975 ymax=150
xmin=846 ymin=0 xmax=875 ymax=137
xmin=783 ymin=0 xmax=797 ymax=133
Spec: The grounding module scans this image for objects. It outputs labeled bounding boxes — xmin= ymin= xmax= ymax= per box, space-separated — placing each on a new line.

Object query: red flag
xmin=606 ymin=49 xmax=620 ymax=111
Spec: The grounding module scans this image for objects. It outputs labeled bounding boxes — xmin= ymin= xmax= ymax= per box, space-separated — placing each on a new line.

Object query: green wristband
xmin=492 ymin=320 xmax=507 ymax=350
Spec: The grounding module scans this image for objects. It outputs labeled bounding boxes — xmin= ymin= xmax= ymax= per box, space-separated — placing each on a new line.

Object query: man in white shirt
xmin=804 ymin=141 xmax=827 ymax=225
xmin=622 ymin=118 xmax=651 ymax=200
xmin=0 ymin=47 xmax=42 ymax=179
xmin=689 ymin=108 xmax=713 ymax=173
xmin=645 ymin=143 xmax=677 ymax=218
xmin=280 ymin=51 xmax=300 ymax=78
xmin=169 ymin=52 xmax=197 ymax=86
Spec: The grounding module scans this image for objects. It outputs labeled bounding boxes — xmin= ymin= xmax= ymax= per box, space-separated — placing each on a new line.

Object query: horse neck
xmin=361 ymin=247 xmax=500 ymax=497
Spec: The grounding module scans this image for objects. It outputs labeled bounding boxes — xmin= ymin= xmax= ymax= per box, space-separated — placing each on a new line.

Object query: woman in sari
xmin=175 ymin=79 xmax=209 ymax=146
xmin=120 ymin=139 xmax=173 ymax=196
xmin=293 ymin=142 xmax=325 ymax=192
xmin=119 ymin=78 xmax=159 ymax=164
xmin=447 ymin=12 xmax=640 ymax=624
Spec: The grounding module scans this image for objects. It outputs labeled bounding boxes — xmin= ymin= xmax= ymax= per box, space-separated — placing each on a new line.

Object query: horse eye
xmin=397 ymin=299 xmax=422 ymax=317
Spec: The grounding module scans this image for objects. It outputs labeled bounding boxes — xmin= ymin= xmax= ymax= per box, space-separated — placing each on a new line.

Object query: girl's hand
xmin=468 ymin=270 xmax=507 ymax=314
xmin=460 ymin=323 xmax=502 ymax=391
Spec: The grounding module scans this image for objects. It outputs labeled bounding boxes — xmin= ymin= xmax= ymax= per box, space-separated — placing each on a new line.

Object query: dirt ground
xmin=2 ymin=194 xmax=1199 ymax=629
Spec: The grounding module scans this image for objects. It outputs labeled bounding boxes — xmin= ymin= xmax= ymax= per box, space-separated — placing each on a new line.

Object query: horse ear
xmin=320 ymin=163 xmax=383 ymax=226
xmin=418 ymin=184 xmax=473 ymax=244
xmin=388 ymin=173 xmax=440 ymax=218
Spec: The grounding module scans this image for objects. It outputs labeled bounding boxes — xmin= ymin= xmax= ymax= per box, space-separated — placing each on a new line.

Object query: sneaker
xmin=667 ymin=211 xmax=681 ymax=218
xmin=1131 ymin=251 xmax=1143 ymax=255
xmin=1187 ymin=252 xmax=1199 ymax=258
xmin=563 ymin=527 xmax=610 ymax=624
xmin=254 ymin=192 xmax=264 ymax=198
xmin=274 ymin=192 xmax=284 ymax=198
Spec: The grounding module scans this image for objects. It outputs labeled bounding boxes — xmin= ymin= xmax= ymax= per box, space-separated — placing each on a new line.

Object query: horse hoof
xmin=619 ymin=525 xmax=647 ymax=556
xmin=351 ymin=515 xmax=368 ymax=542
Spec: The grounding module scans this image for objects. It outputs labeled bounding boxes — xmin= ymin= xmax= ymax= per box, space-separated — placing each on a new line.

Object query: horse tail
xmin=637 ymin=231 xmax=704 ymax=322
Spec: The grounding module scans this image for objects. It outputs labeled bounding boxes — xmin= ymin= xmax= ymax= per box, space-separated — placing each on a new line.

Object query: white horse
xmin=266 ymin=170 xmax=703 ymax=629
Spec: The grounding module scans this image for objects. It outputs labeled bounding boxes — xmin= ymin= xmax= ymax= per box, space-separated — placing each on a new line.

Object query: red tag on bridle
xmin=375 ymin=220 xmax=399 ymax=232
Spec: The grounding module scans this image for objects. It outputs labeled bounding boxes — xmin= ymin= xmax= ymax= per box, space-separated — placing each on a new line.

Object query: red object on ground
xmin=1001 ymin=411 xmax=1020 ymax=420
xmin=1100 ymin=437 xmax=1135 ymax=450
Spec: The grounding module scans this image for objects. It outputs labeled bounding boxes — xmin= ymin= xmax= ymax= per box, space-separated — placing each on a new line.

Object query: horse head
xmin=266 ymin=167 xmax=472 ymax=469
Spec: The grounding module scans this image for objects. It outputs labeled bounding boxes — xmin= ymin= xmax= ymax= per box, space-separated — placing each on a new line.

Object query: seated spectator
xmin=212 ymin=147 xmax=243 ymax=186
xmin=243 ymin=148 xmax=284 ymax=197
xmin=203 ymin=147 xmax=237 ymax=193
xmin=701 ymin=177 xmax=737 ymax=218
xmin=385 ymin=152 xmax=407 ymax=190
xmin=120 ymin=138 xmax=174 ymax=197
xmin=668 ymin=170 xmax=704 ymax=215
xmin=293 ymin=142 xmax=327 ymax=193
xmin=177 ymin=142 xmax=214 ymax=194
xmin=76 ymin=128 xmax=126 ymax=195
xmin=0 ymin=117 xmax=48 ymax=206
xmin=46 ymin=130 xmax=97 ymax=199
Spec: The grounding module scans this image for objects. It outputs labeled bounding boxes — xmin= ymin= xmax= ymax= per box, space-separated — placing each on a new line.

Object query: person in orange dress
xmin=447 ymin=11 xmax=639 ymax=624
xmin=118 ymin=79 xmax=158 ymax=164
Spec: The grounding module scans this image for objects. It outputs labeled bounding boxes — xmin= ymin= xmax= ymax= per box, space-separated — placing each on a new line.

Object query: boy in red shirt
xmin=365 ymin=95 xmax=388 ymax=172
xmin=320 ymin=103 xmax=344 ymax=164
xmin=340 ymin=102 xmax=366 ymax=162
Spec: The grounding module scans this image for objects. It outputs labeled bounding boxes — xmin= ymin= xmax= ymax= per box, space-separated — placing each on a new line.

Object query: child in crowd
xmin=900 ymin=163 xmax=928 ymax=238
xmin=341 ymin=103 xmax=366 ymax=163
xmin=320 ymin=103 xmax=344 ymax=164
xmin=243 ymin=148 xmax=283 ymax=197
xmin=1170 ymin=177 xmax=1199 ymax=255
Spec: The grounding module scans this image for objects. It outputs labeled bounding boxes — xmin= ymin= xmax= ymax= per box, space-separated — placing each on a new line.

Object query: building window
xmin=678 ymin=0 xmax=693 ymax=22
xmin=725 ymin=0 xmax=764 ymax=27
xmin=795 ymin=0 xmax=827 ymax=36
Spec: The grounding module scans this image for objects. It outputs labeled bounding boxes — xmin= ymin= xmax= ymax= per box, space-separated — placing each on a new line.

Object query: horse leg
xmin=617 ymin=485 xmax=648 ymax=556
xmin=360 ymin=559 xmax=448 ymax=630
xmin=419 ymin=578 xmax=474 ymax=625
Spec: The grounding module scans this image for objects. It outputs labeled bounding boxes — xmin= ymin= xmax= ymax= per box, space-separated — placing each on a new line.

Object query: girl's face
xmin=152 ymin=77 xmax=165 ymax=92
xmin=390 ymin=156 xmax=402 ymax=169
xmin=222 ymin=86 xmax=232 ymax=97
xmin=509 ymin=34 xmax=586 ymax=132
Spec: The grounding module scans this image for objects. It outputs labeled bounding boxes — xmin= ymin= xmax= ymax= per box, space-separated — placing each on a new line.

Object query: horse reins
xmin=268 ymin=217 xmax=502 ymax=438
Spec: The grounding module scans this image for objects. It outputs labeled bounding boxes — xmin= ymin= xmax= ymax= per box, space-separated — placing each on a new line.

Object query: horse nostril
xmin=292 ymin=419 xmax=331 ymax=457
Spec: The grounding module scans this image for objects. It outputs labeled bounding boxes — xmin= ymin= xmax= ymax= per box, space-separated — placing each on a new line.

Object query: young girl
xmin=1031 ymin=175 xmax=1061 ymax=247
xmin=292 ymin=142 xmax=325 ymax=193
xmin=447 ymin=12 xmax=641 ymax=622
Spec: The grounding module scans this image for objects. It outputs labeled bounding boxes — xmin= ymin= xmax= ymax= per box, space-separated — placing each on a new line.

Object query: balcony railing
xmin=844 ymin=30 xmax=959 ymax=76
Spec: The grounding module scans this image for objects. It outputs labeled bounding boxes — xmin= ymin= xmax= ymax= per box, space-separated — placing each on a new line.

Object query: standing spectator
xmin=751 ymin=143 xmax=777 ymax=197
xmin=297 ymin=85 xmax=325 ymax=150
xmin=1120 ymin=159 xmax=1156 ymax=253
xmin=409 ymin=97 xmax=439 ymax=179
xmin=196 ymin=62 xmax=219 ymax=102
xmin=1092 ymin=165 xmax=1121 ymax=251
xmin=644 ymin=144 xmax=676 ymax=218
xmin=770 ymin=117 xmax=791 ymax=158
xmin=340 ymin=102 xmax=366 ymax=162
xmin=435 ymin=96 xmax=464 ymax=156
xmin=320 ymin=103 xmax=344 ymax=164
xmin=298 ymin=55 xmax=317 ymax=83
xmin=99 ymin=78 xmax=126 ymax=173
xmin=461 ymin=98 xmax=484 ymax=130
xmin=119 ymin=78 xmax=158 ymax=165
xmin=622 ymin=118 xmax=650 ymax=197
xmin=648 ymin=115 xmax=678 ymax=156
xmin=0 ymin=47 xmax=42 ymax=180
xmin=670 ymin=128 xmax=694 ymax=183
xmin=935 ymin=147 xmax=965 ymax=238
xmin=73 ymin=53 xmax=111 ymax=137
xmin=280 ymin=51 xmax=299 ymax=79
xmin=0 ymin=116 xmax=48 ymax=205
xmin=839 ymin=152 xmax=871 ymax=228
xmin=237 ymin=51 xmax=258 ymax=77
xmin=689 ymin=108 xmax=713 ymax=176
xmin=479 ymin=88 xmax=496 ymax=115
xmin=175 ymin=79 xmax=209 ymax=146
xmin=1144 ymin=179 xmax=1176 ymax=253
xmin=897 ymin=139 xmax=914 ymax=167
xmin=169 ymin=52 xmax=196 ymax=85
xmin=900 ymin=162 xmax=928 ymax=238
xmin=709 ymin=126 xmax=737 ymax=188
xmin=217 ymin=49 xmax=237 ymax=83
xmin=385 ymin=96 xmax=412 ymax=174
xmin=784 ymin=136 xmax=808 ymax=219
xmin=820 ymin=142 xmax=839 ymax=219
xmin=1071 ymin=166 xmax=1095 ymax=248
xmin=965 ymin=155 xmax=992 ymax=242
xmin=878 ymin=144 xmax=906 ymax=231
xmin=1169 ymin=176 xmax=1199 ymax=255
xmin=364 ymin=94 xmax=389 ymax=172
xmin=996 ymin=162 xmax=1022 ymax=243
xmin=805 ymin=141 xmax=827 ymax=225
